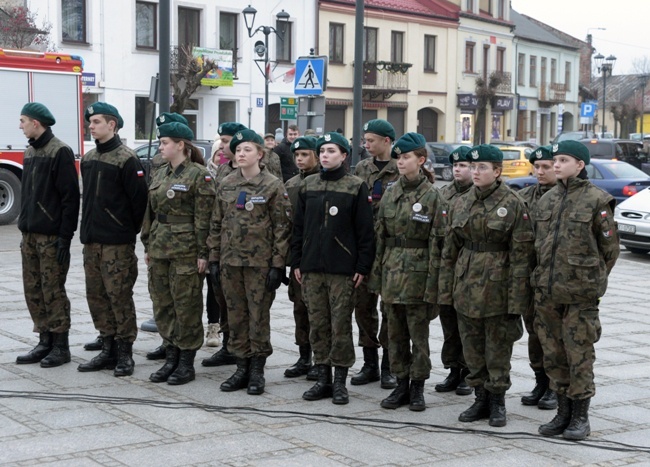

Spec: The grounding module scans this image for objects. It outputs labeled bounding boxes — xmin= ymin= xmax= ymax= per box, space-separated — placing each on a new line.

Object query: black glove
xmin=281 ymin=269 xmax=290 ymax=286
xmin=208 ymin=262 xmax=220 ymax=290
xmin=265 ymin=267 xmax=283 ymax=292
xmin=56 ymin=237 xmax=71 ymax=265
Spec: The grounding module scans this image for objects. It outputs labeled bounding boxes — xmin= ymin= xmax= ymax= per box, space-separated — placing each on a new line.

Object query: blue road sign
xmin=580 ymin=102 xmax=596 ymax=118
xmin=294 ymin=57 xmax=326 ymax=96
xmin=256 ymin=98 xmax=264 ymax=107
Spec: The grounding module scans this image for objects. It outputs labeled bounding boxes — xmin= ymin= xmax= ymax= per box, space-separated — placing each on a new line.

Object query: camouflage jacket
xmin=141 ymin=159 xmax=216 ymax=259
xmin=208 ymin=169 xmax=291 ymax=268
xmin=439 ymin=181 xmax=535 ymax=318
xmin=262 ymin=149 xmax=283 ymax=180
xmin=285 ymin=165 xmax=320 ymax=264
xmin=353 ymin=157 xmax=400 ymax=219
xmin=439 ymin=180 xmax=472 ymax=202
xmin=518 ymin=183 xmax=555 ymax=214
xmin=531 ymin=177 xmax=620 ymax=304
xmin=368 ymin=174 xmax=446 ymax=305
xmin=214 ymin=161 xmax=236 ymax=185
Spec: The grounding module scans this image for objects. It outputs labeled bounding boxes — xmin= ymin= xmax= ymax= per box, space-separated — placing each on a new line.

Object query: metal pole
xmin=351 ymin=0 xmax=364 ymax=168
xmin=264 ymin=29 xmax=270 ymax=134
xmin=602 ymin=68 xmax=606 ymax=138
xmin=159 ymin=0 xmax=170 ymax=113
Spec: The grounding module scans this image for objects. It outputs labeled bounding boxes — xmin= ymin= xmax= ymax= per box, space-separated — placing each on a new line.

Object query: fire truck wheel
xmin=0 ymin=169 xmax=21 ymax=225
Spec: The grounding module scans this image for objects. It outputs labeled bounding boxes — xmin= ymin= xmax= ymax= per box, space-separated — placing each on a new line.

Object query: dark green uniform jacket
xmin=439 ymin=179 xmax=472 ymax=202
xmin=353 ymin=157 xmax=399 ymax=218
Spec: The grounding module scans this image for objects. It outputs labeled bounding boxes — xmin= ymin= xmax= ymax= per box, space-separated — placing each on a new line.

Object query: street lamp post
xmin=243 ymin=5 xmax=290 ymax=134
xmin=639 ymin=74 xmax=649 ymax=136
xmin=594 ymin=53 xmax=617 ymax=138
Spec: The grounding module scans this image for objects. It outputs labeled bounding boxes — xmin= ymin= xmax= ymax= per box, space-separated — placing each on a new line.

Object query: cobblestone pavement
xmin=2 ymin=221 xmax=650 ymax=466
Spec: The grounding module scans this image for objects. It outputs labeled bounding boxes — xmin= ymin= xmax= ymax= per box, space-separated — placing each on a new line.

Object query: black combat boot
xmin=149 ymin=346 xmax=180 ymax=383
xmin=350 ymin=347 xmax=380 ymax=385
xmin=538 ymin=388 xmax=558 ymax=410
xmin=40 ymin=332 xmax=71 ymax=368
xmin=248 ymin=356 xmax=267 ymax=395
xmin=380 ymin=348 xmax=397 ymax=389
xmin=488 ymin=392 xmax=507 ymax=427
xmin=167 ymin=349 xmax=196 ymax=385
xmin=306 ymin=365 xmax=319 ymax=381
xmin=114 ymin=340 xmax=135 ymax=377
xmin=459 ymin=386 xmax=490 ymax=422
xmin=381 ymin=378 xmax=410 ymax=409
xmin=539 ymin=393 xmax=572 ymax=436
xmin=146 ymin=344 xmax=166 ymax=360
xmin=16 ymin=332 xmax=53 ymax=364
xmin=409 ymin=380 xmax=426 ymax=412
xmin=220 ymin=358 xmax=250 ymax=391
xmin=562 ymin=398 xmax=591 ymax=440
xmin=521 ymin=370 xmax=549 ymax=406
xmin=303 ymin=364 xmax=333 ymax=400
xmin=435 ymin=367 xmax=461 ymax=392
xmin=78 ymin=335 xmax=118 ymax=372
xmin=284 ymin=344 xmax=312 ymax=378
xmin=202 ymin=332 xmax=236 ymax=367
xmin=456 ymin=368 xmax=472 ymax=395
xmin=332 ymin=367 xmax=349 ymax=405
xmin=84 ymin=335 xmax=103 ymax=351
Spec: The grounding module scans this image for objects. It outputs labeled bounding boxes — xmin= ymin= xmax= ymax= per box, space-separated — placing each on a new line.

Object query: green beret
xmin=157 ymin=122 xmax=194 ymax=141
xmin=229 ymin=129 xmax=264 ymax=153
xmin=218 ymin=122 xmax=247 ymax=136
xmin=363 ymin=119 xmax=396 ymax=141
xmin=552 ymin=140 xmax=590 ymax=164
xmin=529 ymin=145 xmax=553 ymax=164
xmin=156 ymin=112 xmax=188 ymax=127
xmin=316 ymin=132 xmax=350 ymax=154
xmin=449 ymin=145 xmax=472 ymax=164
xmin=291 ymin=136 xmax=318 ymax=153
xmin=468 ymin=144 xmax=503 ymax=162
xmin=21 ymin=102 xmax=56 ymax=126
xmin=391 ymin=132 xmax=427 ymax=159
xmin=84 ymin=102 xmax=124 ymax=129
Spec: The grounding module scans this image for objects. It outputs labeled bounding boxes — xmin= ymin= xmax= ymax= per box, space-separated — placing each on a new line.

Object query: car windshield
xmin=557 ymin=132 xmax=586 ymax=142
xmin=599 ymin=162 xmax=650 ymax=179
xmin=501 ymin=150 xmax=522 ymax=160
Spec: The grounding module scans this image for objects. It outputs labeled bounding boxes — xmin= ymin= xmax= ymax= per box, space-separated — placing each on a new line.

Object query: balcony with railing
xmin=359 ymin=61 xmax=411 ymax=99
xmin=539 ymin=82 xmax=567 ymax=103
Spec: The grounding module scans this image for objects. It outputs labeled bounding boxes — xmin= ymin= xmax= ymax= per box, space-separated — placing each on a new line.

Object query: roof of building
xmin=511 ymin=10 xmax=577 ymax=50
xmin=322 ymin=0 xmax=459 ymax=21
xmin=592 ymin=73 xmax=649 ymax=107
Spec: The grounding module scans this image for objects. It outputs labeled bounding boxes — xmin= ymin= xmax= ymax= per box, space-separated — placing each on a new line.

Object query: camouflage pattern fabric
xmin=214 ymin=161 xmax=236 ymax=184
xmin=288 ymin=270 xmax=310 ymax=346
xmin=439 ymin=180 xmax=472 ymax=202
xmin=83 ymin=243 xmax=138 ymax=343
xmin=517 ymin=182 xmax=554 ymax=208
xmin=385 ymin=303 xmax=431 ymax=380
xmin=148 ymin=257 xmax=204 ymax=350
xmin=21 ymin=233 xmax=71 ymax=333
xmin=352 ymin=157 xmax=399 ymax=218
xmin=262 ymin=150 xmax=283 ymax=180
xmin=302 ymin=272 xmax=356 ymax=368
xmin=221 ymin=265 xmax=274 ymax=358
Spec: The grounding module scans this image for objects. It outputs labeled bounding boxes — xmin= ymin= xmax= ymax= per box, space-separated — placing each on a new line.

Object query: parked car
xmin=491 ymin=140 xmax=537 ymax=150
xmin=578 ymin=138 xmax=645 ymax=167
xmin=499 ymin=146 xmax=533 ymax=179
xmin=425 ymin=142 xmax=464 ymax=181
xmin=615 ymin=186 xmax=650 ymax=255
xmin=505 ymin=159 xmax=650 ymax=205
xmin=552 ymin=131 xmax=598 ymax=144
xmin=134 ymin=140 xmax=213 ymax=179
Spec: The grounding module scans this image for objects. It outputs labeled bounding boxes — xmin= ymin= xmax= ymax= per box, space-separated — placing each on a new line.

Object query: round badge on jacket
xmin=497 ymin=207 xmax=508 ymax=217
xmin=413 ymin=203 xmax=422 ymax=213
xmin=329 ymin=206 xmax=339 ymax=216
xmin=245 ymin=201 xmax=254 ymax=211
xmin=166 ymin=189 xmax=175 ymax=199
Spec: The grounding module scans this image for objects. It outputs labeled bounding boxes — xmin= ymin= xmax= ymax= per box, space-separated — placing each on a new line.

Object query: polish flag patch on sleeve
xmin=205 ymin=175 xmax=212 ymax=182
xmin=601 ymin=210 xmax=608 ymax=218
xmin=367 ymin=195 xmax=373 ymax=203
xmin=137 ymin=170 xmax=144 ymax=177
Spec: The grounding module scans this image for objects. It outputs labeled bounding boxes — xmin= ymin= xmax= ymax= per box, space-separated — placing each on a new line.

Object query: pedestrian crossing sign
xmin=294 ymin=56 xmax=327 ymax=96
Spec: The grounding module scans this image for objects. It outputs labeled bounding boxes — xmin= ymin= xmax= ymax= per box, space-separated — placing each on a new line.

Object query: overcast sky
xmin=511 ymin=0 xmax=650 ymax=75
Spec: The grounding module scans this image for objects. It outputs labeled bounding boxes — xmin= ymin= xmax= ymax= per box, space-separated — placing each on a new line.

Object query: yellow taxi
xmin=499 ymin=146 xmax=533 ymax=179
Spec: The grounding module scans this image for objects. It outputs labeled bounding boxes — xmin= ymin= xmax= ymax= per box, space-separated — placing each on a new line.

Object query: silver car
xmin=615 ymin=186 xmax=650 ymax=255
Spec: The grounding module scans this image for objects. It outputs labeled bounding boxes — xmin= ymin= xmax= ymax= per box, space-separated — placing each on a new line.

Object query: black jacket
xmin=80 ymin=135 xmax=148 ymax=244
xmin=275 ymin=138 xmax=299 ymax=182
xmin=18 ymin=129 xmax=80 ymax=239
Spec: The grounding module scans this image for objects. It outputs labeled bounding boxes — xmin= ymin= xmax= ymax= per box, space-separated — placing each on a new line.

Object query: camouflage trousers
xmin=354 ymin=279 xmax=388 ymax=349
xmin=302 ymin=273 xmax=356 ymax=368
xmin=21 ymin=232 xmax=71 ymax=333
xmin=457 ymin=313 xmax=524 ymax=394
xmin=221 ymin=266 xmax=274 ymax=359
xmin=83 ymin=243 xmax=138 ymax=343
xmin=148 ymin=256 xmax=204 ymax=351
xmin=385 ymin=303 xmax=431 ymax=380
xmin=213 ymin=276 xmax=229 ymax=333
xmin=288 ymin=268 xmax=310 ymax=347
xmin=523 ymin=302 xmax=545 ymax=372
xmin=438 ymin=305 xmax=466 ymax=370
xmin=534 ymin=290 xmax=601 ymax=399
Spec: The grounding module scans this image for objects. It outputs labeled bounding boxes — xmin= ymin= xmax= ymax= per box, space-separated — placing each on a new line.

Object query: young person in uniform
xmin=77 ymin=102 xmax=148 ymax=377
xmin=350 ymin=119 xmax=399 ymax=390
xmin=16 ymin=103 xmax=80 ymax=368
xmin=369 ymin=133 xmax=446 ymax=411
xmin=533 ymin=141 xmax=619 ymax=440
xmin=292 ymin=132 xmax=375 ymax=405
xmin=439 ymin=144 xmax=535 ymax=427
xmin=207 ymin=130 xmax=292 ymax=396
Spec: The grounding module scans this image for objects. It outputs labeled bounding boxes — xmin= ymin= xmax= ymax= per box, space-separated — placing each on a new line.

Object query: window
xmin=518 ymin=53 xmax=525 ymax=85
xmin=391 ymin=31 xmax=404 ymax=63
xmin=62 ymin=0 xmax=86 ymax=43
xmin=136 ymin=2 xmax=157 ymax=49
xmin=329 ymin=23 xmax=344 ymax=63
xmin=82 ymin=93 xmax=98 ymax=141
xmin=465 ymin=42 xmax=475 ymax=73
xmin=363 ymin=27 xmax=377 ymax=62
xmin=541 ymin=57 xmax=547 ymax=87
xmin=220 ymin=12 xmax=238 ymax=78
xmin=497 ymin=0 xmax=505 ymax=19
xmin=135 ymin=96 xmax=155 ymax=140
xmin=565 ymin=61 xmax=572 ymax=91
xmin=467 ymin=0 xmax=475 ymax=12
xmin=276 ymin=20 xmax=292 ymax=63
xmin=424 ymin=35 xmax=436 ymax=71
xmin=529 ymin=55 xmax=537 ymax=87
xmin=178 ymin=7 xmax=200 ymax=47
xmin=496 ymin=47 xmax=505 ymax=73
xmin=551 ymin=58 xmax=557 ymax=84
xmin=219 ymin=100 xmax=237 ymax=124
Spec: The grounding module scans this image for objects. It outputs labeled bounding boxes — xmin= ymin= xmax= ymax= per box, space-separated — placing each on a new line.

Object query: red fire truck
xmin=0 ymin=48 xmax=84 ymax=225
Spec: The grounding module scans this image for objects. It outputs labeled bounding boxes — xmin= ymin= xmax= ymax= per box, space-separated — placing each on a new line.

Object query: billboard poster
xmin=192 ymin=47 xmax=234 ymax=87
